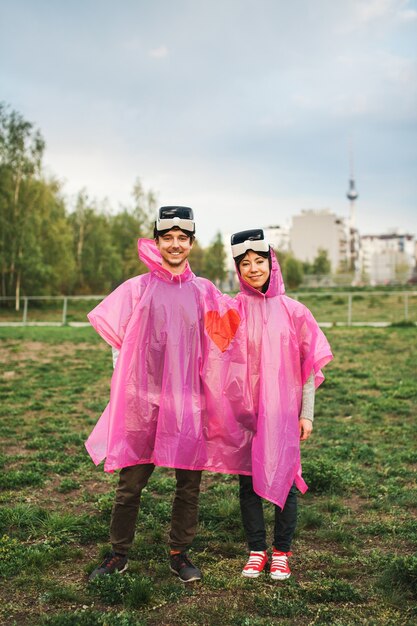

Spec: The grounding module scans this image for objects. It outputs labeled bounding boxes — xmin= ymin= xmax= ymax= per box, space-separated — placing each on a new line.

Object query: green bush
xmin=378 ymin=553 xmax=417 ymax=599
xmin=39 ymin=582 xmax=83 ymax=605
xmin=124 ymin=576 xmax=153 ymax=608
xmin=0 ymin=504 xmax=48 ymax=536
xmin=391 ymin=320 xmax=416 ymax=328
xmin=88 ymin=573 xmax=153 ymax=608
xmin=356 ymin=444 xmax=376 ymax=464
xmin=297 ymin=505 xmax=325 ymax=530
xmin=0 ymin=534 xmax=28 ymax=577
xmin=95 ymin=492 xmax=115 ymax=516
xmin=0 ymin=534 xmax=67 ymax=578
xmin=57 ymin=478 xmax=80 ymax=493
xmin=150 ymin=475 xmax=176 ymax=494
xmin=305 ymin=578 xmax=362 ymax=603
xmin=303 ymin=458 xmax=347 ymax=494
xmin=0 ymin=469 xmax=45 ymax=489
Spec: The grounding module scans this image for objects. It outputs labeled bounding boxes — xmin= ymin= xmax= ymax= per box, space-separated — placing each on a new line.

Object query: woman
xmin=230 ymin=229 xmax=333 ymax=580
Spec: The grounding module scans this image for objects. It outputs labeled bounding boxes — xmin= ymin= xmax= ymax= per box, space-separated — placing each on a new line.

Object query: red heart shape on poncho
xmin=204 ymin=309 xmax=240 ymax=352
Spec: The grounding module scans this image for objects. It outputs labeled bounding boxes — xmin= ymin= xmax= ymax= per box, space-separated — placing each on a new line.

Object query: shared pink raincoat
xmin=234 ymin=249 xmax=333 ymax=508
xmin=85 ymin=239 xmax=254 ymax=475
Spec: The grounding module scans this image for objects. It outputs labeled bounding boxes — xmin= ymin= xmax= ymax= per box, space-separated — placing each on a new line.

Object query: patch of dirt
xmin=0 ymin=341 xmax=108 ymax=365
xmin=2 ymin=370 xmax=16 ymax=379
xmin=343 ymin=494 xmax=369 ymax=512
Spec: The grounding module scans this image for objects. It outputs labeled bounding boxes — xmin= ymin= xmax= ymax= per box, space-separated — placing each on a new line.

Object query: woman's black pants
xmin=239 ymin=474 xmax=297 ymax=552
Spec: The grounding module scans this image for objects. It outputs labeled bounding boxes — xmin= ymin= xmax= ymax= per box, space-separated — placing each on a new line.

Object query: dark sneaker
xmin=170 ymin=552 xmax=202 ymax=583
xmin=88 ymin=552 xmax=128 ymax=581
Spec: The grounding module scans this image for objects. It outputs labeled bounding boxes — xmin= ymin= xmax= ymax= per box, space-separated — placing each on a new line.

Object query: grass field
xmin=0 ymin=326 xmax=416 ymax=626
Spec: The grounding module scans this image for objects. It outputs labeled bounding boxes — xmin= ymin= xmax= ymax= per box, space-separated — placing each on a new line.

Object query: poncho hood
xmin=236 ymin=247 xmax=285 ymax=298
xmin=137 ymin=238 xmax=194 ymax=284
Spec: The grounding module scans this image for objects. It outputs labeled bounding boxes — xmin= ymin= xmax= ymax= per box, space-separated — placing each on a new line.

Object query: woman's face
xmin=238 ymin=250 xmax=270 ymax=291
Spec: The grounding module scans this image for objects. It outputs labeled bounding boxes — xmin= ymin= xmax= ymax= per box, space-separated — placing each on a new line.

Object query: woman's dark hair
xmin=235 ymin=248 xmax=271 ymax=293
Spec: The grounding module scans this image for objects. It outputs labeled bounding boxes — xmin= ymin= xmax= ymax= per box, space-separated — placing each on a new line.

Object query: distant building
xmin=360 ymin=232 xmax=416 ymax=284
xmin=290 ymin=209 xmax=348 ymax=271
xmin=263 ymin=225 xmax=290 ymax=254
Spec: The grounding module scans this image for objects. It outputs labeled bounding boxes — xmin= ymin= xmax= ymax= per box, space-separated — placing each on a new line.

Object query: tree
xmin=0 ymin=103 xmax=45 ymax=308
xmin=203 ymin=232 xmax=226 ymax=285
xmin=189 ymin=239 xmax=205 ymax=276
xmin=110 ymin=210 xmax=143 ymax=279
xmin=69 ymin=193 xmax=122 ymax=293
xmin=271 ymin=247 xmax=303 ymax=289
xmin=302 ymin=260 xmax=313 ymax=274
xmin=113 ymin=178 xmax=158 ymax=278
xmin=283 ymin=256 xmax=304 ymax=289
xmin=129 ymin=177 xmax=157 ymax=238
xmin=395 ymin=256 xmax=411 ymax=284
xmin=17 ymin=177 xmax=76 ymax=295
xmin=312 ymin=248 xmax=331 ymax=276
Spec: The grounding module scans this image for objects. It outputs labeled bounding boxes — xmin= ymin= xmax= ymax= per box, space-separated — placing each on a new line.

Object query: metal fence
xmin=0 ymin=292 xmax=416 ymax=327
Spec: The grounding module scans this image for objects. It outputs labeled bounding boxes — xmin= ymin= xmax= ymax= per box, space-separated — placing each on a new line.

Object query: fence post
xmin=62 ymin=297 xmax=68 ymax=325
xmin=347 ymin=293 xmax=352 ymax=326
xmin=404 ymin=293 xmax=409 ymax=321
xmin=22 ymin=298 xmax=28 ymax=324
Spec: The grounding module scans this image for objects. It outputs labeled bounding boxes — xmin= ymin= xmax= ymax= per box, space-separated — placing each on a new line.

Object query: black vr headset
xmin=155 ymin=206 xmax=195 ymax=234
xmin=231 ymin=229 xmax=269 ymax=259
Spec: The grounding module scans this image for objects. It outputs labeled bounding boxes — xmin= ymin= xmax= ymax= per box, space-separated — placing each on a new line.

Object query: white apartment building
xmin=360 ymin=232 xmax=416 ymax=284
xmin=290 ymin=209 xmax=349 ymax=271
xmin=263 ymin=224 xmax=291 ymax=254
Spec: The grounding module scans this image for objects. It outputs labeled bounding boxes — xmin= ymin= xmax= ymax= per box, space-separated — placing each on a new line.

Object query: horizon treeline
xmin=0 ymin=103 xmax=231 ymax=309
xmin=1 ymin=103 xmax=320 ymax=309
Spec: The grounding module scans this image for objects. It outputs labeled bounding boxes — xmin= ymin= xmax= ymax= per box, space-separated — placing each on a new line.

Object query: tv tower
xmin=346 ymin=146 xmax=359 ymax=228
xmin=346 ymin=142 xmax=359 ymax=275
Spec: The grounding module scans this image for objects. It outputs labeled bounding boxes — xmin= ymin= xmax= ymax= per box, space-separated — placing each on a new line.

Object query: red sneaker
xmin=241 ymin=551 xmax=268 ymax=578
xmin=270 ymin=549 xmax=292 ymax=580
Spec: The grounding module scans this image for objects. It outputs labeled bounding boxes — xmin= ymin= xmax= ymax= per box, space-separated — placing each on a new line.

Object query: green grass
xmin=0 ymin=326 xmax=416 ymax=625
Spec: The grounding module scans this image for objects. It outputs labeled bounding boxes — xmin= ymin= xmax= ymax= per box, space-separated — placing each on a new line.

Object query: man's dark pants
xmin=110 ymin=463 xmax=202 ymax=555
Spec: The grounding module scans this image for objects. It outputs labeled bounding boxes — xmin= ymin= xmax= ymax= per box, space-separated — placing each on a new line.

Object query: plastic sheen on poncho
xmin=85 ymin=238 xmax=254 ymax=475
xmin=234 ymin=248 xmax=333 ymax=509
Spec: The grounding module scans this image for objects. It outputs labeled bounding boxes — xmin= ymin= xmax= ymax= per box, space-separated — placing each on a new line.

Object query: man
xmin=86 ymin=206 xmax=249 ymax=583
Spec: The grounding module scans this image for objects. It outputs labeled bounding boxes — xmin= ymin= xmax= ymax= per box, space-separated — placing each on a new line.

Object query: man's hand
xmin=299 ymin=418 xmax=313 ymax=441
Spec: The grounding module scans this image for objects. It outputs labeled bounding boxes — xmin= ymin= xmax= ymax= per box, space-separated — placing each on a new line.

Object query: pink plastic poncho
xmin=234 ymin=249 xmax=333 ymax=509
xmin=85 ymin=239 xmax=254 ymax=475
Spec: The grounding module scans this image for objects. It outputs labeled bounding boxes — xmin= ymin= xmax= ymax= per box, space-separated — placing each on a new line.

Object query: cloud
xmin=1 ymin=0 xmax=415 ymax=243
xmin=149 ymin=45 xmax=168 ymax=59
xmin=353 ymin=0 xmax=417 ymax=25
xmin=397 ymin=7 xmax=417 ymax=21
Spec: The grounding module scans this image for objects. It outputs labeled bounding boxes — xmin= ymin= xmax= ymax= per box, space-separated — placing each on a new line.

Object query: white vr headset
xmin=156 ymin=216 xmax=195 ymax=233
xmin=231 ymin=238 xmax=270 ymax=258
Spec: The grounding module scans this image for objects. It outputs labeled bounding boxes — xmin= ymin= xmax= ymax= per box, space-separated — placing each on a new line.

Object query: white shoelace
xmin=244 ymin=551 xmax=267 ymax=570
xmin=271 ymin=554 xmax=288 ymax=571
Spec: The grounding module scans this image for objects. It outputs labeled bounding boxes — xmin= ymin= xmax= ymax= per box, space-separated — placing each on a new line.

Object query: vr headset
xmin=231 ymin=229 xmax=269 ymax=258
xmin=155 ymin=206 xmax=195 ymax=234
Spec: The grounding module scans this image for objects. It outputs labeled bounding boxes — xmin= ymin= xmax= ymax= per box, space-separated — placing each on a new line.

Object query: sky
xmin=1 ymin=0 xmax=416 ymax=246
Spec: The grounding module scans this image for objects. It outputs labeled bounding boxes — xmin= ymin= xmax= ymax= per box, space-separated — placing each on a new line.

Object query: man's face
xmin=155 ymin=228 xmax=193 ymax=274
